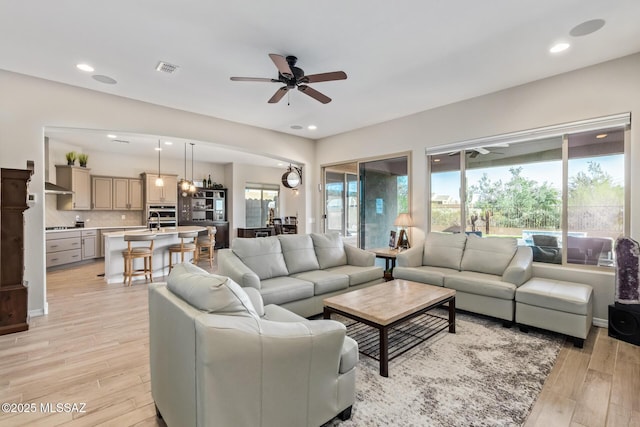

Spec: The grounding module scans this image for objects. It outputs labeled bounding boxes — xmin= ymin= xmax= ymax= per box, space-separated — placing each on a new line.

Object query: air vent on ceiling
xmin=156 ymin=61 xmax=179 ymax=74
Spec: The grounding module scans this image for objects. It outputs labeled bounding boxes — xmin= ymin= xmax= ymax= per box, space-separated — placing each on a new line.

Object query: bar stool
xmin=168 ymin=231 xmax=198 ymax=271
xmin=122 ymin=234 xmax=156 ymax=287
xmin=195 ymin=226 xmax=216 ymax=268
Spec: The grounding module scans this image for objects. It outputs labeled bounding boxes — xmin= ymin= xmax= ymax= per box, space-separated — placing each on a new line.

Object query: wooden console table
xmin=237 ymin=227 xmax=275 ymax=238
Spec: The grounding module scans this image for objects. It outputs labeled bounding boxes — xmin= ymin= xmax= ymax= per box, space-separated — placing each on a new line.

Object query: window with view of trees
xmin=428 ymin=119 xmax=628 ymax=268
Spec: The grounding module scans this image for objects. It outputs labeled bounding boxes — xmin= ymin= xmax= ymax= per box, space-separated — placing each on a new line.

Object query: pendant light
xmin=155 ymin=140 xmax=164 ymax=187
xmin=180 ymin=142 xmax=191 ymax=192
xmin=189 ymin=143 xmax=196 ymax=194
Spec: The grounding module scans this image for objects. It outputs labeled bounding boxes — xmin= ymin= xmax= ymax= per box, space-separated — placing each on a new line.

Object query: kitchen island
xmin=102 ymin=226 xmax=205 ymax=284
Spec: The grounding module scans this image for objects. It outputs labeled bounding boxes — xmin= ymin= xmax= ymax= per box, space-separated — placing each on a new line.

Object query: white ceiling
xmin=44 ymin=127 xmax=293 ymax=168
xmin=3 ymin=0 xmax=640 ymax=149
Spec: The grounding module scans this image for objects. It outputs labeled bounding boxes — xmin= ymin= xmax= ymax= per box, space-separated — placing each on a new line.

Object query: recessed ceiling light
xmin=92 ymin=75 xmax=117 ymax=85
xmin=290 ymin=125 xmax=303 ymax=130
xmin=76 ymin=63 xmax=94 ymax=72
xmin=307 ymin=125 xmax=317 ymax=130
xmin=433 ymin=158 xmax=441 ymax=162
xmin=596 ymin=133 xmax=608 ymax=139
xmin=154 ymin=147 xmax=162 ymax=151
xmin=570 ymin=19 xmax=605 ymax=37
xmin=164 ymin=141 xmax=173 ymax=145
xmin=277 ymin=163 xmax=284 ymax=167
xmin=549 ymin=43 xmax=570 ymax=53
xmin=107 ymin=134 xmax=117 ymax=139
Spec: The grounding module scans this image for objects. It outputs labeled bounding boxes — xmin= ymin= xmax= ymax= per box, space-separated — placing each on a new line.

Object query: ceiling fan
xmin=449 ymin=143 xmax=509 ymax=158
xmin=230 ymin=54 xmax=347 ymax=104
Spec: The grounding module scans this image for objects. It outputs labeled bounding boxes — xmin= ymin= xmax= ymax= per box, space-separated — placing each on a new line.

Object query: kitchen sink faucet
xmin=149 ymin=211 xmax=161 ymax=230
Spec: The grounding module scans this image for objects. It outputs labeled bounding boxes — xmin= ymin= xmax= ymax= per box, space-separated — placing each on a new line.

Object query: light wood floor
xmin=1 ymin=259 xmax=639 ymax=426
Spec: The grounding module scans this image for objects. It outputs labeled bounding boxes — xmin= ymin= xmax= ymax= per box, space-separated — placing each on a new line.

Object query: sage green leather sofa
xmin=149 ymin=262 xmax=357 ymax=427
xmin=393 ymin=232 xmax=533 ymax=322
xmin=218 ymin=232 xmax=384 ymax=317
xmin=393 ymin=232 xmax=593 ymax=346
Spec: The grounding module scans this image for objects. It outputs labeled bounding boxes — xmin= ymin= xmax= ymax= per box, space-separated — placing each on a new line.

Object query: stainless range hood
xmin=44 ymin=135 xmax=73 ymax=194
xmin=44 ymin=181 xmax=73 ymax=195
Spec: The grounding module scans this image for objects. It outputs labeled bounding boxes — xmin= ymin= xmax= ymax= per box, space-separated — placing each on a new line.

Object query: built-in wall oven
xmin=147 ymin=205 xmax=177 ymax=229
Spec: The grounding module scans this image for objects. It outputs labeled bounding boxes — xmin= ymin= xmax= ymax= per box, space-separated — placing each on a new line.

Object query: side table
xmin=370 ymin=247 xmax=401 ymax=280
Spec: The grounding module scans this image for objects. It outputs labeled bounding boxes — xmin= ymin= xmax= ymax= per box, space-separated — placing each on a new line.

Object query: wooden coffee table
xmin=323 ymin=279 xmax=456 ymax=377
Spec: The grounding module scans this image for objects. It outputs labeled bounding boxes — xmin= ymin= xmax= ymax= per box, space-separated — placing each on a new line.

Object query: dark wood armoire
xmin=0 ymin=168 xmax=32 ymax=335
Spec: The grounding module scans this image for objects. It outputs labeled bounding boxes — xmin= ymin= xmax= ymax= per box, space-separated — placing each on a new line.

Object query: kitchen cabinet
xmin=92 ymin=176 xmax=113 ymax=210
xmin=143 ymin=173 xmax=178 ymax=204
xmin=56 ymin=165 xmax=91 ymax=210
xmin=90 ymin=176 xmax=143 ymax=211
xmin=178 ymin=188 xmax=227 ymax=222
xmin=81 ymin=229 xmax=98 ymax=260
xmin=1 ymin=168 xmax=32 ymax=335
xmin=177 ymin=188 xmax=228 ymax=248
xmin=213 ymin=221 xmax=229 ymax=248
xmin=46 ymin=230 xmax=82 ymax=267
xmin=113 ymin=178 xmax=143 ymax=210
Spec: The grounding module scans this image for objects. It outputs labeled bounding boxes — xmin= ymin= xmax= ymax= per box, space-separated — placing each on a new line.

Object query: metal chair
xmin=168 ymin=231 xmax=198 ymax=271
xmin=122 ymin=234 xmax=156 ymax=286
xmin=195 ymin=226 xmax=216 ymax=268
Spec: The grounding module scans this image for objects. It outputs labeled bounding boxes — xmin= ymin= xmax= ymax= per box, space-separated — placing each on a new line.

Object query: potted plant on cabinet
xmin=65 ymin=151 xmax=77 ymax=166
xmin=78 ymin=153 xmax=89 ymax=167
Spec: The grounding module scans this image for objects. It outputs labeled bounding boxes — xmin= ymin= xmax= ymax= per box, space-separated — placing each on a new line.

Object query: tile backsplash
xmin=45 ymin=194 xmax=144 ymax=228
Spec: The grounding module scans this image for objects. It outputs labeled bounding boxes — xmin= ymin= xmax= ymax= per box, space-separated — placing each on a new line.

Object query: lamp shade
xmin=394 ymin=213 xmax=413 ymax=228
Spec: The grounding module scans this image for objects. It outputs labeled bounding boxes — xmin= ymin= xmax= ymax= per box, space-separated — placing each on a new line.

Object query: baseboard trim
xmin=29 ymin=302 xmax=48 ymax=319
xmin=29 ymin=308 xmax=45 ymax=318
xmin=593 ymin=317 xmax=607 ymax=328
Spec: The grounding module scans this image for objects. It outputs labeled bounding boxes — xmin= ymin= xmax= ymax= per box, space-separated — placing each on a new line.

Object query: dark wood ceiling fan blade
xmin=299 ymin=71 xmax=347 ymax=84
xmin=269 ymin=54 xmax=293 ymax=79
xmin=298 ymin=85 xmax=331 ymax=104
xmin=230 ymin=77 xmax=279 ymax=82
xmin=268 ymin=86 xmax=289 ymax=103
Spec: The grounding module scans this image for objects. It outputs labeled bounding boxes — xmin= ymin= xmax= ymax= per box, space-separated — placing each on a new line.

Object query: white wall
xmin=0 ymin=70 xmax=314 ymax=316
xmin=315 ymin=52 xmax=640 ymax=322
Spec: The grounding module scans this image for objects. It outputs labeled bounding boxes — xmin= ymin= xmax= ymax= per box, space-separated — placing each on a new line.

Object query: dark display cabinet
xmin=178 ymin=188 xmax=229 ymax=248
xmin=1 ymin=168 xmax=32 ymax=335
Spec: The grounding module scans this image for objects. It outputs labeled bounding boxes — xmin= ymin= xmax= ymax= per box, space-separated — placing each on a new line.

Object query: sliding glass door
xmin=323 ymin=154 xmax=410 ymax=250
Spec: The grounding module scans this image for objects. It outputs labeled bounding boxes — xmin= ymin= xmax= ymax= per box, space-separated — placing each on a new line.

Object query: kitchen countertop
xmin=45 ymin=225 xmax=147 ymax=234
xmin=102 ymin=225 xmax=205 ymax=237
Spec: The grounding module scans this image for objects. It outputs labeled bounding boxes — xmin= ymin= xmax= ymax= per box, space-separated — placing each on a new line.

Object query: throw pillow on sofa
xmin=167 ymin=262 xmax=259 ymax=318
xmin=311 ymin=232 xmax=347 ymax=269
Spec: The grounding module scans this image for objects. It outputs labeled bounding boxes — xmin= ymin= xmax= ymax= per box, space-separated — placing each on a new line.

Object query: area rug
xmin=323 ymin=310 xmax=563 ymax=427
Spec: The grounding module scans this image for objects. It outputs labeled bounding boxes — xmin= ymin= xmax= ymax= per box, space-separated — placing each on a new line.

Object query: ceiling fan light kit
xmin=231 ymin=54 xmax=347 ymax=104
